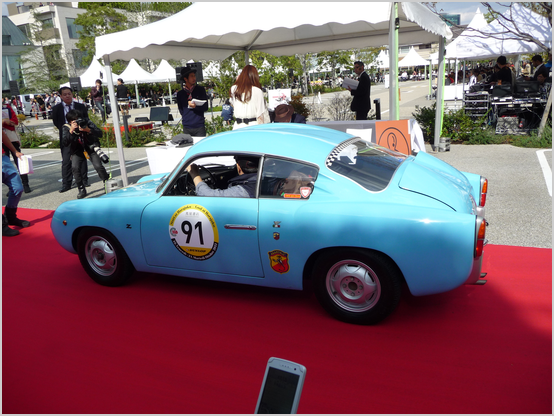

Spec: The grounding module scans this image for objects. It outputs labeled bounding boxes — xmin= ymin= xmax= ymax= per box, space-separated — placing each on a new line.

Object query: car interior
xmin=164 ymin=154 xmax=318 ymax=198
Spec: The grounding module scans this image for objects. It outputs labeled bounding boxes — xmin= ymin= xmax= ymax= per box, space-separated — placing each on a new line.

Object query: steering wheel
xmin=177 ymin=165 xmax=217 ymax=195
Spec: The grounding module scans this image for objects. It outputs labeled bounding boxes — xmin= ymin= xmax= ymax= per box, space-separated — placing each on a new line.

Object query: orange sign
xmin=375 ymin=120 xmax=411 ymax=155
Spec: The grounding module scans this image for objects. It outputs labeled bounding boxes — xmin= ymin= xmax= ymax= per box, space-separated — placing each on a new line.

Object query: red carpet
xmin=2 ymin=208 xmax=552 ymax=414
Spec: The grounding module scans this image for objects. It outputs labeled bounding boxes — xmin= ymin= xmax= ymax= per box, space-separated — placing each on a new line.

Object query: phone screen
xmin=256 ymin=367 xmax=300 ymax=414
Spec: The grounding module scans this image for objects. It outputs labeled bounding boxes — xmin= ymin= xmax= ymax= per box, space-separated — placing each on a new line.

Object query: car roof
xmin=188 ymin=124 xmax=354 ymax=166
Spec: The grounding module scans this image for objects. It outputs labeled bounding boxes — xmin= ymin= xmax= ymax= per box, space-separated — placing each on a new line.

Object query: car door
xmin=257 ymin=157 xmax=319 ymax=288
xmin=140 ymin=157 xmax=263 ymax=278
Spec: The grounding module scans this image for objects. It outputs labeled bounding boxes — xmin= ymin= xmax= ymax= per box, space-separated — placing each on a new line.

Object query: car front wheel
xmin=77 ymin=228 xmax=134 ymax=287
xmin=313 ymin=249 xmax=402 ymax=325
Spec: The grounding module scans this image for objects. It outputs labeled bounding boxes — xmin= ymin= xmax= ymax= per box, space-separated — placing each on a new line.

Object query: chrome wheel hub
xmin=326 ymin=260 xmax=381 ymax=312
xmin=85 ymin=236 xmax=117 ymax=276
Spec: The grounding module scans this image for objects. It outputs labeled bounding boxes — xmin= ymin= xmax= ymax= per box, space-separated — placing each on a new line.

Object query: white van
xmin=17 ymin=93 xmax=48 ymax=116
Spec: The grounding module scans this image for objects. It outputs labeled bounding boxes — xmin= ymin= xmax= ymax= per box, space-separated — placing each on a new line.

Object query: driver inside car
xmin=186 ymin=156 xmax=259 ymax=197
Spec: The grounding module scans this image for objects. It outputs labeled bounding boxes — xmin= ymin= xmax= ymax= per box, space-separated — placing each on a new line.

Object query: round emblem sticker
xmin=169 ymin=204 xmax=219 ymax=261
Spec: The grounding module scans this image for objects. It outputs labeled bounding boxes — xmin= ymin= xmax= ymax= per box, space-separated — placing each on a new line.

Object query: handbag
xmin=3 ymin=128 xmax=20 ymax=143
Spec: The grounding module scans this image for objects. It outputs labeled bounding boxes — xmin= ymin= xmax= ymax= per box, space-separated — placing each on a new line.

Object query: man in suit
xmin=52 ymin=86 xmax=89 ymax=193
xmin=348 ymin=61 xmax=371 ymax=120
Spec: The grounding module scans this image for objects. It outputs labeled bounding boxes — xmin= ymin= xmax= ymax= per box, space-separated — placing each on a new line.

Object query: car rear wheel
xmin=313 ymin=249 xmax=402 ymax=325
xmin=77 ymin=228 xmax=134 ymax=287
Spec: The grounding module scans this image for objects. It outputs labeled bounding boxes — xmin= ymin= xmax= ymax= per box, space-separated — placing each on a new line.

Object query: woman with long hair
xmin=229 ymin=65 xmax=267 ymax=130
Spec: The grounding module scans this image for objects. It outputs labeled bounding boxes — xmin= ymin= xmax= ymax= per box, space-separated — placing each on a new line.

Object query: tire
xmin=313 ymin=249 xmax=402 ymax=325
xmin=76 ymin=228 xmax=134 ymax=287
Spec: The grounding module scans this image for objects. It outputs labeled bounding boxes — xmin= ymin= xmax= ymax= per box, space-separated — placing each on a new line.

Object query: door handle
xmin=224 ymin=224 xmax=257 ymax=230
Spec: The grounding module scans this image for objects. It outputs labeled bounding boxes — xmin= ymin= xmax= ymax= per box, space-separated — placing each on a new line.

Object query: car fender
xmin=293 ymin=200 xmax=476 ymax=296
xmin=51 ymin=197 xmax=156 ymax=269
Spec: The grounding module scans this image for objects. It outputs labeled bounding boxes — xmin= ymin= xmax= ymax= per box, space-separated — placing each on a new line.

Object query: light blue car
xmin=51 ymin=124 xmax=488 ymax=324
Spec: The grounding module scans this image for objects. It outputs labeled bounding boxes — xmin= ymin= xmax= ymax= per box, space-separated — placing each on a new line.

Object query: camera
xmin=90 ymin=145 xmax=109 ymax=164
xmin=74 ymin=118 xmax=88 ymax=133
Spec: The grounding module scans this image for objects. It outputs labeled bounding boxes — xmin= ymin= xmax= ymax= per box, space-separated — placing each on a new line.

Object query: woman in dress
xmin=229 ymin=65 xmax=267 ymax=130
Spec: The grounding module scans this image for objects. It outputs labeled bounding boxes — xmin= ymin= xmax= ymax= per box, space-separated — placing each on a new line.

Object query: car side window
xmin=260 ymin=157 xmax=318 ymax=199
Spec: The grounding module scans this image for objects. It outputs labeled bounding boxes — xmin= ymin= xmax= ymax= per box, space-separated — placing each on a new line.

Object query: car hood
xmin=101 ymin=176 xmax=163 ymax=199
xmin=398 ymin=152 xmax=475 ymax=213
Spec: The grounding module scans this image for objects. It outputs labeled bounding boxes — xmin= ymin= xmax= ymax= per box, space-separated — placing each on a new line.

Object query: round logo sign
xmin=169 ymin=204 xmax=219 ymax=261
xmin=377 ymin=126 xmax=410 ymax=155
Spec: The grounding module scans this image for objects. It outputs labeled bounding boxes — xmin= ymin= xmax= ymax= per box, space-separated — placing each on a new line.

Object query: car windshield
xmin=156 ymin=159 xmax=185 ymax=193
xmin=326 ymin=138 xmax=408 ymax=192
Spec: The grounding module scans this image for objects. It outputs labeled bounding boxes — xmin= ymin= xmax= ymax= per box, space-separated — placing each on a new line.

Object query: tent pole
xmin=134 ymin=81 xmax=139 ymax=111
xmin=462 ymin=60 xmax=466 ymax=96
xmin=434 ymin=36 xmax=446 ymax=151
xmin=104 ymin=56 xmax=129 ymax=187
xmin=245 ymin=50 xmax=249 ymax=66
xmin=167 ymin=79 xmax=172 ymax=105
xmin=388 ymin=2 xmax=399 ymax=120
xmin=428 ymin=59 xmax=432 ymax=97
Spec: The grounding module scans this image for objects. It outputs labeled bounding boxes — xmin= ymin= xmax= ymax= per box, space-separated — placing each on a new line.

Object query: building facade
xmin=7 ymin=2 xmax=88 ymax=83
xmin=2 ymin=16 xmax=35 ymax=92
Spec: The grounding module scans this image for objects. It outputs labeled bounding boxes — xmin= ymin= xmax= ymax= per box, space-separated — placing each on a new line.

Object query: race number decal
xmin=169 ymin=204 xmax=219 ymax=260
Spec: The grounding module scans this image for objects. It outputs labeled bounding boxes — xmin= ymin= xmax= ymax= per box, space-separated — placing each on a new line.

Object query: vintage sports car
xmin=51 ymin=124 xmax=488 ymax=324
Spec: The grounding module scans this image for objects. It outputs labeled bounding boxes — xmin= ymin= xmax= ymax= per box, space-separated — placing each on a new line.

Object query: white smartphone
xmin=255 ymin=357 xmax=306 ymax=414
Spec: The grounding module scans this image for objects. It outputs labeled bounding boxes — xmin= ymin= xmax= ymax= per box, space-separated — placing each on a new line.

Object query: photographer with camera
xmin=62 ymin=109 xmax=110 ymax=199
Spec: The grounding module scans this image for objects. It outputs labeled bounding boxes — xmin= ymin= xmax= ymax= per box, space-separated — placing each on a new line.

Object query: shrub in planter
xmin=19 ymin=128 xmax=51 ymax=148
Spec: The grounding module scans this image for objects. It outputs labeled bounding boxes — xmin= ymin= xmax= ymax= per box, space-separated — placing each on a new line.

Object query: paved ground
xmin=5 ymin=80 xmax=551 ymax=248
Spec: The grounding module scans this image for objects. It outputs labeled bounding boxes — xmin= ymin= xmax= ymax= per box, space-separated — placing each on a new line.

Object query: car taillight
xmin=480 ymin=177 xmax=488 ymax=207
xmin=475 ymin=218 xmax=486 ymax=258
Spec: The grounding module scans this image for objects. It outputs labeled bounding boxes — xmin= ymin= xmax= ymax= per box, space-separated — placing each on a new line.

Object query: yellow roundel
xmin=169 ymin=204 xmax=219 ymax=260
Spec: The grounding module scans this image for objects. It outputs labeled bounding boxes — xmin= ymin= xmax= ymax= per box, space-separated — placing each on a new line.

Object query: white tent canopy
xmin=432 ymin=3 xmax=551 ymax=61
xmin=118 ymin=58 xmax=157 ymax=83
xmin=429 ymin=8 xmax=488 ymax=63
xmin=150 ymin=59 xmax=177 ymax=83
xmin=373 ymin=49 xmax=389 ymax=69
xmin=78 ymin=56 xmax=120 ymax=87
xmin=96 ymin=2 xmax=450 ymax=61
xmin=95 ymin=2 xmax=452 ymax=186
xmin=398 ymin=47 xmax=428 ymax=67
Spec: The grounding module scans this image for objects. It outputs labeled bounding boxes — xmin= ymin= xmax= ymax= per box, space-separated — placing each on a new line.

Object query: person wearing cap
xmin=52 ymin=86 xmax=89 ymax=193
xmin=186 ymin=156 xmax=259 ymax=198
xmin=273 ymin=103 xmax=306 ymax=124
xmin=176 ymin=66 xmax=209 ymax=137
xmin=116 ymin=78 xmax=130 ymax=115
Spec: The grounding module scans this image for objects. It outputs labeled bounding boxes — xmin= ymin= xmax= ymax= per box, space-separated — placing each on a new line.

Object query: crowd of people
xmin=441 ymin=53 xmax=553 ymax=89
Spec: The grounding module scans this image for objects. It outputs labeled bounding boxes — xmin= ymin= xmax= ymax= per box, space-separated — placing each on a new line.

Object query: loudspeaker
xmin=9 ymin=80 xmax=20 ymax=96
xmin=175 ymin=66 xmax=182 ymax=82
xmin=69 ymin=77 xmax=82 ymax=92
xmin=187 ymin=62 xmax=203 ymax=82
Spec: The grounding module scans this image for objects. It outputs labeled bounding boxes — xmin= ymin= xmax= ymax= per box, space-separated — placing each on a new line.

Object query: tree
xmin=74 ymin=3 xmax=128 ymax=67
xmin=315 ymin=50 xmax=351 ymax=77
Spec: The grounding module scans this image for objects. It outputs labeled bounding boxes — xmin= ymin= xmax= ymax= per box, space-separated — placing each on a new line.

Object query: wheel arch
xmin=72 ymin=226 xmax=135 ymax=269
xmin=303 ymin=246 xmax=406 ymax=286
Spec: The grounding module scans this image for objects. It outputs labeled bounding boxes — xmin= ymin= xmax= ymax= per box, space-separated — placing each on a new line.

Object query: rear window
xmin=326 ymin=138 xmax=407 ymax=192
